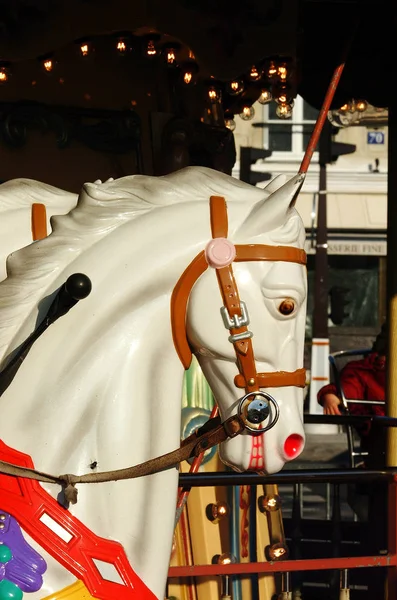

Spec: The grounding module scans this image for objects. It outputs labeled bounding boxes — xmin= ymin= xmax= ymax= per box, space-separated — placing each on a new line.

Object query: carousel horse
xmin=0 ymin=166 xmax=307 ymax=599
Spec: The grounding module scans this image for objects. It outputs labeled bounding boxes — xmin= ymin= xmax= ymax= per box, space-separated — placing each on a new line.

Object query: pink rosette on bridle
xmin=205 ymin=237 xmax=236 ymax=269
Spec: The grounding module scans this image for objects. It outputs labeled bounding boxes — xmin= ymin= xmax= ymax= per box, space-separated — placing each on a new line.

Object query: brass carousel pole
xmin=387 ymin=93 xmax=397 ymax=600
xmin=387 ymin=101 xmax=397 ymax=464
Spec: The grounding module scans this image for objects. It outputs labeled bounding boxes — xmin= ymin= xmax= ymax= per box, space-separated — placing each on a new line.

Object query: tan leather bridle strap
xmin=210 ymin=195 xmax=228 ymax=238
xmin=236 ymin=245 xmax=307 ymax=265
xmin=31 ymin=203 xmax=47 ymax=241
xmin=171 ymin=251 xmax=209 ymax=368
xmin=234 ymin=368 xmax=306 ymax=389
xmin=216 ymin=265 xmax=243 ymax=321
xmin=210 ymin=196 xmax=260 ymax=392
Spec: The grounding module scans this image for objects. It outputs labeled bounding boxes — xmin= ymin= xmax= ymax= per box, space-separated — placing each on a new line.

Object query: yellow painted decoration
xmin=41 ymin=580 xmax=98 ymax=599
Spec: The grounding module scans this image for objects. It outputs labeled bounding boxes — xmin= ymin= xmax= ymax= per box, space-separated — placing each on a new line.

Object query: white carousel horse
xmin=0 ymin=166 xmax=307 ymax=599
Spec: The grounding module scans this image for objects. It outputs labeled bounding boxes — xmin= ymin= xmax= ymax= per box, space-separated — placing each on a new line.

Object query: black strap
xmin=0 ymin=273 xmax=91 ymax=397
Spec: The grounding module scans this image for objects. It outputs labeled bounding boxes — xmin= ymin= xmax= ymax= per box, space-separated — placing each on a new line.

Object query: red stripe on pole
xmin=299 ymin=62 xmax=346 ymax=175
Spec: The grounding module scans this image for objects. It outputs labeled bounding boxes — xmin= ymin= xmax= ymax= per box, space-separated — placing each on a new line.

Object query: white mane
xmin=0 ymin=178 xmax=76 ymax=211
xmin=0 ymin=167 xmax=301 ymax=363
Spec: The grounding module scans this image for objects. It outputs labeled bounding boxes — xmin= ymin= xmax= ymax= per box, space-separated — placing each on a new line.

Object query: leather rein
xmin=0 ymin=195 xmax=306 ymax=504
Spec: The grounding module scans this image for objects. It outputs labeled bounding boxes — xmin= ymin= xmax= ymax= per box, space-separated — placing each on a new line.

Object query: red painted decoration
xmin=0 ymin=441 xmax=156 ymax=600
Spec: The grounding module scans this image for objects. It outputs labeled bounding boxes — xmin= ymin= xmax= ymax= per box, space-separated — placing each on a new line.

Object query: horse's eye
xmin=278 ymin=299 xmax=295 ymax=316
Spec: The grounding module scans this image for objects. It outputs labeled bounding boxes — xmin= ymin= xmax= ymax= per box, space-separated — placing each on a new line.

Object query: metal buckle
xmin=220 ymin=302 xmax=253 ymax=343
xmin=221 ymin=301 xmax=249 ymax=329
xmin=237 ymin=391 xmax=280 ymax=435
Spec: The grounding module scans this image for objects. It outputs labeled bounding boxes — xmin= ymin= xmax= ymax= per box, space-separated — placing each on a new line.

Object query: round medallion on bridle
xmin=205 ymin=237 xmax=236 ymax=269
xmin=238 ymin=391 xmax=280 ymax=434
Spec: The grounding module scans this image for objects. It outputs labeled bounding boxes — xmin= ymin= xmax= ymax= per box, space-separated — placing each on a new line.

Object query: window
xmin=262 ymin=96 xmax=319 ymax=160
xmin=305 ymin=255 xmax=380 ymax=339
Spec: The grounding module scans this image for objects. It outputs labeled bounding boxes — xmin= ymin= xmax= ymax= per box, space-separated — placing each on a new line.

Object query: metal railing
xmin=168 ymin=413 xmax=397 ymax=598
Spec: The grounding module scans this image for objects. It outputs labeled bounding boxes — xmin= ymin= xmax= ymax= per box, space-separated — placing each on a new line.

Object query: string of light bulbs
xmin=0 ymin=33 xmax=307 ymax=125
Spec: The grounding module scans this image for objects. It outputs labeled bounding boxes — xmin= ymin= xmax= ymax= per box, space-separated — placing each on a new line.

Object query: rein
xmin=0 ymin=193 xmax=306 ymax=504
xmin=0 ymin=413 xmax=245 ymax=505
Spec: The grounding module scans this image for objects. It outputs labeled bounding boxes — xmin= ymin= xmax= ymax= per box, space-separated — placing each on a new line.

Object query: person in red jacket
xmin=318 ymin=325 xmax=388 ymax=569
xmin=317 ymin=323 xmax=387 ymax=454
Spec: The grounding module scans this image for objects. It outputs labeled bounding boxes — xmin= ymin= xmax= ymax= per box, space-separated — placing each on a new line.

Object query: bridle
xmin=0 ymin=194 xmax=307 ymax=502
xmin=171 ymin=195 xmax=306 ymax=432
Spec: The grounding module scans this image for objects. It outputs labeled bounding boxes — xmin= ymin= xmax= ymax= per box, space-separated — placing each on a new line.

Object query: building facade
xmin=232 ymin=98 xmax=388 ymax=348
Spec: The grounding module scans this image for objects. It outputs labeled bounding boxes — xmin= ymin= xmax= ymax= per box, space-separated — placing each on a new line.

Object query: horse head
xmin=172 ymin=172 xmax=307 ymax=474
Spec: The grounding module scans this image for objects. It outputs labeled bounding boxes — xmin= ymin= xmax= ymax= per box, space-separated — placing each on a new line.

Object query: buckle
xmin=220 ymin=301 xmax=249 ymax=329
xmin=221 ymin=301 xmax=253 ymax=343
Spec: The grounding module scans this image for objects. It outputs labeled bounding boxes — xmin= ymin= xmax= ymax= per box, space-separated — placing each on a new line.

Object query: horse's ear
xmin=237 ymin=173 xmax=305 ymax=237
xmin=262 ymin=173 xmax=287 ymax=194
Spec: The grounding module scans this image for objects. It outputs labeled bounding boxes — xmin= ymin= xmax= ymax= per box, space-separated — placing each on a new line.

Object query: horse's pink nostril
xmin=284 ymin=434 xmax=304 ymax=459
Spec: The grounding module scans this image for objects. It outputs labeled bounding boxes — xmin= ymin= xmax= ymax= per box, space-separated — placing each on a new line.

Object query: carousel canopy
xmin=0 ymin=0 xmax=391 ymax=110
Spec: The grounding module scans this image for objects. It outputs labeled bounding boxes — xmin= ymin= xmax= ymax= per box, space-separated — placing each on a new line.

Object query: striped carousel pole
xmin=299 ymin=61 xmax=349 ymax=430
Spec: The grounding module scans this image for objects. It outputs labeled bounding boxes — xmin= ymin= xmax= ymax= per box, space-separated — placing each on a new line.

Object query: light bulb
xmin=277 ymin=63 xmax=288 ymax=81
xmin=258 ymin=494 xmax=282 ymax=512
xmin=258 ymin=89 xmax=272 ymax=104
xmin=80 ymin=43 xmax=89 ymax=57
xmin=266 ymin=542 xmax=289 ymax=561
xmin=206 ymin=501 xmax=230 ymax=523
xmin=334 ymin=101 xmax=360 ymax=125
xmin=239 ymin=105 xmax=255 ymax=121
xmin=183 ymin=71 xmax=193 ymax=84
xmin=276 ymin=94 xmax=294 ymax=108
xmin=116 ymin=38 xmax=129 ymax=54
xmin=228 ymin=79 xmax=244 ymax=96
xmin=276 ymin=103 xmax=293 ymax=119
xmin=266 ymin=59 xmax=278 ymax=80
xmin=217 ymin=553 xmax=237 ymax=565
xmin=248 ymin=65 xmax=261 ymax=81
xmin=0 ymin=66 xmax=8 ymax=83
xmin=208 ymin=86 xmax=221 ymax=103
xmin=181 ymin=61 xmax=198 ymax=85
xmin=225 ymin=118 xmax=236 ymax=132
xmin=43 ymin=58 xmax=54 ymax=72
xmin=77 ymin=40 xmax=93 ymax=58
xmin=146 ymin=40 xmax=157 ymax=57
xmin=356 ymin=99 xmax=368 ymax=112
xmin=161 ymin=43 xmax=180 ymax=65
